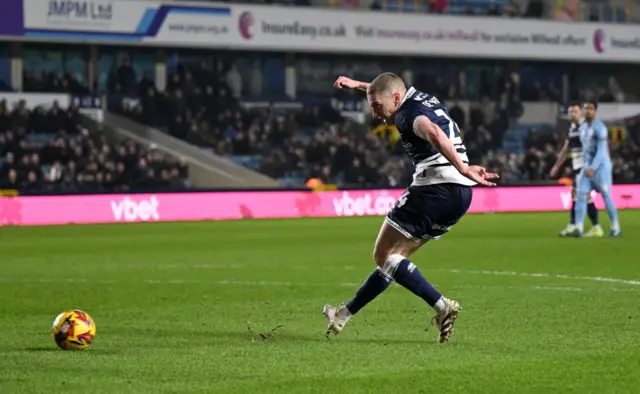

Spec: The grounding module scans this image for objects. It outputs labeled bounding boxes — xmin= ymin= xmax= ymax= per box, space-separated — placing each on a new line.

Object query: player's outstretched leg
xmin=584 ymin=196 xmax=603 ymax=237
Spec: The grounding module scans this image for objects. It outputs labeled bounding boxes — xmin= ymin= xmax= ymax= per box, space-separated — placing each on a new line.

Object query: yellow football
xmin=51 ymin=310 xmax=96 ymax=350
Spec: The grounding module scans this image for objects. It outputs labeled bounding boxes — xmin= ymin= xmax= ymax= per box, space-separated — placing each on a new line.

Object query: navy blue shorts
xmin=386 ymin=183 xmax=473 ymax=241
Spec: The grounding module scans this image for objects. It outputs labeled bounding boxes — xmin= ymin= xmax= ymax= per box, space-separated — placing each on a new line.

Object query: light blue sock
xmin=601 ymin=192 xmax=620 ymax=229
xmin=574 ymin=192 xmax=588 ymax=232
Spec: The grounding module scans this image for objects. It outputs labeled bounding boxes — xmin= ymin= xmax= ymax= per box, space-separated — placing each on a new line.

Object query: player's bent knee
xmin=380 ymin=254 xmax=405 ymax=279
xmin=372 ymin=246 xmax=403 ymax=268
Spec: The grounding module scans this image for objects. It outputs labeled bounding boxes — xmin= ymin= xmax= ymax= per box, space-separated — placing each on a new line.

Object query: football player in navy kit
xmin=323 ymin=73 xmax=498 ymax=343
xmin=550 ymin=102 xmax=602 ymax=237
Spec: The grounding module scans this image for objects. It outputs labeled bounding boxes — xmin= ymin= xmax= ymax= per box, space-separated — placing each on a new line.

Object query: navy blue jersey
xmin=567 ymin=121 xmax=584 ymax=171
xmin=394 ymin=87 xmax=474 ymax=186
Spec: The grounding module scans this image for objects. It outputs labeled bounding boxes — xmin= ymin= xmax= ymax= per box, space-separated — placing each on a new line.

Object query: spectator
xmin=22 ymin=171 xmax=41 ymax=193
xmin=553 ymin=0 xmax=581 ymax=21
xmin=0 ymin=168 xmax=19 ymax=190
xmin=428 ymin=0 xmax=448 ymax=14
xmin=226 ymin=65 xmax=242 ymax=99
xmin=0 ymin=152 xmax=16 ymax=178
xmin=522 ymin=147 xmax=542 ymax=181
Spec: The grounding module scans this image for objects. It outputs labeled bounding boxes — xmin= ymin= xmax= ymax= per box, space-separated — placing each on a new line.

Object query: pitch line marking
xmin=37 ymin=263 xmax=640 ymax=287
xmin=426 ymin=268 xmax=640 ymax=287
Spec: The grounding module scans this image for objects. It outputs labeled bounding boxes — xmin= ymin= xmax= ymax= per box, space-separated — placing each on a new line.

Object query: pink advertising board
xmin=0 ymin=185 xmax=639 ymax=226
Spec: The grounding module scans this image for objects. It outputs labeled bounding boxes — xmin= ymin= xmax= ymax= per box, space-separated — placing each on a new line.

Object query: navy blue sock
xmin=345 ymin=268 xmax=393 ymax=315
xmin=570 ymin=200 xmax=576 ymax=225
xmin=587 ymin=202 xmax=599 ymax=225
xmin=392 ymin=259 xmax=442 ymax=307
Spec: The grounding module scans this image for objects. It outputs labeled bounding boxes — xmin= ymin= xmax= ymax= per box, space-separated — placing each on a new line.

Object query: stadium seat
xmin=401 ymin=0 xmax=416 ymax=12
xmin=603 ymin=5 xmax=614 ymax=21
xmin=228 ymin=155 xmax=263 ymax=171
xmin=25 ymin=134 xmax=57 ymax=148
xmin=384 ymin=0 xmax=400 ymax=11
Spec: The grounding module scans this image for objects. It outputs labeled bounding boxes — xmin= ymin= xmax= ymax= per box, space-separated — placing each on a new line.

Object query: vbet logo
xmin=110 ymin=196 xmax=160 ymax=222
xmin=560 ymin=190 xmax=598 ymax=209
xmin=47 ymin=0 xmax=113 ymax=22
xmin=332 ymin=191 xmax=397 ymax=217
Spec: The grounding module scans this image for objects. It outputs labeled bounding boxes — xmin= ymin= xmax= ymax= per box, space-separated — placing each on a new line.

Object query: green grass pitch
xmin=1 ymin=212 xmax=639 ymax=393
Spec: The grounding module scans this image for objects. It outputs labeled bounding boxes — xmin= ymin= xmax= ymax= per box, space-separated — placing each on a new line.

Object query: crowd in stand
xmin=0 ymin=100 xmax=189 ymax=194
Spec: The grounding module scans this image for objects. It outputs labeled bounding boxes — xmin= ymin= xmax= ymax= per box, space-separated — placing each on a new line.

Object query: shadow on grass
xmin=105 ymin=325 xmax=436 ymax=347
xmin=19 ymin=345 xmax=122 ymax=355
xmin=24 ymin=346 xmax=60 ymax=352
xmin=214 ymin=329 xmax=435 ymax=346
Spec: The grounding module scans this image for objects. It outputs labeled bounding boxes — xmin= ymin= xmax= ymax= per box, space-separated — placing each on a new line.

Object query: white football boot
xmin=584 ymin=225 xmax=604 ymax=238
xmin=433 ymin=298 xmax=461 ymax=343
xmin=558 ymin=224 xmax=576 ymax=237
xmin=322 ymin=304 xmax=351 ymax=337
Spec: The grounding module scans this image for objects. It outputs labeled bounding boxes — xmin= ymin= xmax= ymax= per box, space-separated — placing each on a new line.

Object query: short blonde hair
xmin=367 ymin=72 xmax=406 ymax=95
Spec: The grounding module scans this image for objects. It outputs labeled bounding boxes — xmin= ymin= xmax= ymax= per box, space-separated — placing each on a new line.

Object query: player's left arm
xmin=550 ymin=139 xmax=569 ymax=177
xmin=586 ymin=121 xmax=609 ymax=172
xmin=413 ymin=116 xmax=498 ymax=186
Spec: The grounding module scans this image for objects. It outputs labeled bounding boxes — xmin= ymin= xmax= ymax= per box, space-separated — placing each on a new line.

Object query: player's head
xmin=582 ymin=100 xmax=598 ymax=121
xmin=567 ymin=101 xmax=582 ymax=124
xmin=366 ymin=73 xmax=407 ymax=121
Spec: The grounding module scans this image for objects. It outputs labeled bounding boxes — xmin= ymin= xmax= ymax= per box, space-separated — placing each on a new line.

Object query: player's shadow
xmin=110 ymin=326 xmax=431 ymax=346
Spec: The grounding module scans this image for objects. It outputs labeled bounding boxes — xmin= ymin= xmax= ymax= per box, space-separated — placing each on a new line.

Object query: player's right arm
xmin=413 ymin=116 xmax=499 ymax=186
xmin=586 ymin=121 xmax=609 ymax=172
xmin=550 ymin=139 xmax=569 ymax=178
xmin=334 ymin=76 xmax=369 ymax=92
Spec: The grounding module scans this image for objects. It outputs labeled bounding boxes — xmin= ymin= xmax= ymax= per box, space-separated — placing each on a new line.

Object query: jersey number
xmin=396 ymin=190 xmax=409 ymax=208
xmin=413 ymin=94 xmax=462 ymax=145
xmin=434 ymin=109 xmax=463 ymax=145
